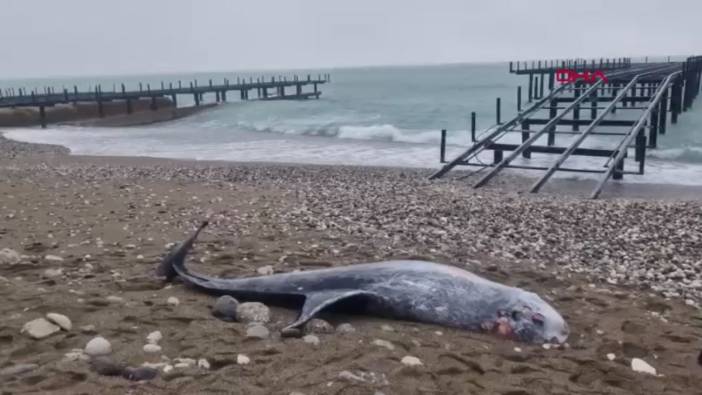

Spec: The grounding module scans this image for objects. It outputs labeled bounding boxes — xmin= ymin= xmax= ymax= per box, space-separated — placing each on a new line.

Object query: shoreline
xmin=3 ymin=129 xmax=702 ymax=202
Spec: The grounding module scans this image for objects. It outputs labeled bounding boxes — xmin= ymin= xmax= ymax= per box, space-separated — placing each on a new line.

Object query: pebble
xmin=514 ymin=347 xmax=522 ymax=353
xmin=143 ymin=344 xmax=162 ymax=353
xmin=85 ymin=336 xmax=112 ymax=356
xmin=163 ymin=364 xmax=174 ymax=373
xmin=0 ymin=363 xmax=38 ymax=377
xmin=43 ymin=268 xmax=63 ymax=278
xmin=338 ymin=370 xmax=366 ymax=383
xmin=173 ymin=358 xmax=196 ymax=367
xmin=381 ymin=324 xmax=394 ymax=332
xmin=542 ymin=343 xmax=552 ymax=350
xmin=237 ymin=302 xmax=271 ymax=323
xmin=401 ymin=356 xmax=423 ymax=367
xmin=307 ymin=319 xmax=334 ymax=334
xmin=167 ymin=296 xmax=180 ymax=306
xmin=197 ymin=358 xmax=210 ymax=369
xmin=106 ymin=295 xmax=125 ymax=303
xmin=607 ymin=353 xmax=616 ymax=361
xmin=257 ymin=265 xmax=274 ymax=275
xmin=44 ymin=254 xmax=64 ymax=262
xmin=21 ymin=318 xmax=61 ymax=339
xmin=246 ymin=324 xmax=270 ymax=339
xmin=122 ymin=366 xmax=158 ymax=381
xmin=631 ymin=358 xmax=657 ymax=375
xmin=63 ymin=349 xmax=89 ymax=362
xmin=212 ymin=295 xmax=239 ymax=321
xmin=0 ymin=248 xmax=21 ymax=265
xmin=46 ymin=313 xmax=72 ymax=331
xmin=80 ymin=324 xmax=97 ymax=334
xmin=146 ymin=330 xmax=163 ymax=344
xmin=303 ymin=334 xmax=320 ymax=346
xmin=372 ymin=339 xmax=395 ymax=350
xmin=336 ymin=323 xmax=356 ymax=334
xmin=237 ymin=354 xmax=251 ymax=365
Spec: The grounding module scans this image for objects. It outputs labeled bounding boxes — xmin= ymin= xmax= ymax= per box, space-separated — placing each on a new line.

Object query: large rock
xmin=85 ymin=336 xmax=112 ymax=356
xmin=21 ymin=318 xmax=61 ymax=339
xmin=246 ymin=324 xmax=270 ymax=339
xmin=237 ymin=302 xmax=270 ymax=323
xmin=0 ymin=248 xmax=21 ymax=265
xmin=212 ymin=295 xmax=239 ymax=321
xmin=46 ymin=313 xmax=72 ymax=331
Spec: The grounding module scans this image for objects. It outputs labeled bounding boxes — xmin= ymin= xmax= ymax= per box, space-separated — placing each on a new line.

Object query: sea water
xmin=2 ymin=62 xmax=702 ymax=185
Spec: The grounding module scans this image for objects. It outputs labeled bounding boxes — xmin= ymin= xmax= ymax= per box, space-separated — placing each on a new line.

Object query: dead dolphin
xmin=157 ymin=221 xmax=569 ymax=344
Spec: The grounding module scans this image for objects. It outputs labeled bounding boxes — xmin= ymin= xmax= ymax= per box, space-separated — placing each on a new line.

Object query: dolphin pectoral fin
xmin=281 ymin=290 xmax=377 ymax=334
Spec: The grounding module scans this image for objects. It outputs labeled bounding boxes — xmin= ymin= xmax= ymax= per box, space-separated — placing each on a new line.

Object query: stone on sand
xmin=631 ymin=358 xmax=657 ymax=375
xmin=307 ymin=319 xmax=334 ymax=334
xmin=21 ymin=318 xmax=61 ymax=339
xmin=44 ymin=254 xmax=64 ymax=262
xmin=401 ymin=356 xmax=423 ymax=367
xmin=197 ymin=358 xmax=210 ymax=369
xmin=146 ymin=330 xmax=163 ymax=344
xmin=336 ymin=323 xmax=356 ymax=334
xmin=303 ymin=334 xmax=320 ymax=346
xmin=237 ymin=302 xmax=270 ymax=323
xmin=237 ymin=354 xmax=251 ymax=365
xmin=257 ymin=265 xmax=274 ymax=275
xmin=89 ymin=356 xmax=124 ymax=376
xmin=85 ymin=336 xmax=112 ymax=356
xmin=46 ymin=313 xmax=72 ymax=331
xmin=167 ymin=296 xmax=180 ymax=306
xmin=0 ymin=248 xmax=21 ymax=265
xmin=246 ymin=324 xmax=270 ymax=339
xmin=212 ymin=295 xmax=239 ymax=321
xmin=122 ymin=366 xmax=159 ymax=381
xmin=372 ymin=339 xmax=395 ymax=350
xmin=43 ymin=268 xmax=63 ymax=278
xmin=143 ymin=344 xmax=162 ymax=353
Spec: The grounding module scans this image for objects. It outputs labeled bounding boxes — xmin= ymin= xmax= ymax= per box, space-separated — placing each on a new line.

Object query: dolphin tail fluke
xmin=156 ymin=220 xmax=209 ymax=281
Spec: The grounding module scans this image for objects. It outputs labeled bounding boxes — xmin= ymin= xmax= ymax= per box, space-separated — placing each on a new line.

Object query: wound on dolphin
xmin=157 ymin=221 xmax=570 ymax=344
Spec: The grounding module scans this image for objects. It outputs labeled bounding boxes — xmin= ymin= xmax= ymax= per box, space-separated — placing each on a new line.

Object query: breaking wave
xmin=241 ymin=122 xmax=441 ymax=144
xmin=648 ymin=147 xmax=702 ymax=163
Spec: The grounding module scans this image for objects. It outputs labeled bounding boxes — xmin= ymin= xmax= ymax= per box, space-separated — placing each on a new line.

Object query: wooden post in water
xmin=521 ymin=120 xmax=531 ymax=159
xmin=440 ymin=129 xmax=446 ymax=163
xmin=470 ymin=112 xmax=476 ymax=142
xmin=528 ymin=73 xmax=533 ymax=102
xmin=496 ymin=97 xmax=501 ymax=124
xmin=539 ymin=72 xmax=544 ymax=98
xmin=659 ymin=86 xmax=668 ymax=135
xmin=573 ymin=82 xmax=581 ymax=131
xmin=517 ymin=86 xmax=522 ymax=111
xmin=649 ymin=106 xmax=659 ymax=148
xmin=39 ymin=105 xmax=47 ymax=128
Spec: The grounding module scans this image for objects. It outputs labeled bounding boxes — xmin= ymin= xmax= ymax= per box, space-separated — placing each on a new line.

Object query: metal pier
xmin=431 ymin=56 xmax=702 ymax=198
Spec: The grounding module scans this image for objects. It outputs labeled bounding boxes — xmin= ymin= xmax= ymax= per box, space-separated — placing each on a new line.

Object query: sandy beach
xmin=1 ymin=131 xmax=701 ymax=394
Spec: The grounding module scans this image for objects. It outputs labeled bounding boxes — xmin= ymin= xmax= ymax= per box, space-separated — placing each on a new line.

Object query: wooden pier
xmin=431 ymin=56 xmax=702 ymax=198
xmin=0 ymin=74 xmax=330 ymax=128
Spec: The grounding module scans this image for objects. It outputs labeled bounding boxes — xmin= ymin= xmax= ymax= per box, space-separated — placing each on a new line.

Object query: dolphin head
xmin=507 ymin=291 xmax=569 ymax=344
xmin=485 ymin=290 xmax=569 ymax=344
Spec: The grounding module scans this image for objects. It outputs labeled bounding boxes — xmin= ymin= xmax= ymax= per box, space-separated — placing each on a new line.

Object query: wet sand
xmin=1 ymin=135 xmax=701 ymax=394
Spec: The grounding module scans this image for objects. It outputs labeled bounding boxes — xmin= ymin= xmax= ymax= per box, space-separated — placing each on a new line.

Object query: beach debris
xmin=166 ymin=296 xmax=180 ymax=306
xmin=0 ymin=363 xmax=38 ymax=377
xmin=246 ymin=323 xmax=270 ymax=339
xmin=122 ymin=366 xmax=158 ymax=381
xmin=372 ymin=339 xmax=395 ymax=351
xmin=146 ymin=330 xmax=163 ymax=344
xmin=21 ymin=318 xmax=60 ymax=339
xmin=46 ymin=313 xmax=72 ymax=331
xmin=607 ymin=353 xmax=616 ymax=361
xmin=85 ymin=336 xmax=112 ymax=356
xmin=336 ymin=323 xmax=356 ymax=334
xmin=237 ymin=354 xmax=251 ymax=365
xmin=237 ymin=302 xmax=270 ymax=323
xmin=400 ymin=356 xmax=423 ymax=367
xmin=143 ymin=344 xmax=162 ymax=353
xmin=197 ymin=358 xmax=210 ymax=369
xmin=44 ymin=254 xmax=64 ymax=262
xmin=257 ymin=265 xmax=274 ymax=275
xmin=212 ymin=295 xmax=239 ymax=321
xmin=303 ymin=334 xmax=320 ymax=346
xmin=631 ymin=358 xmax=657 ymax=376
xmin=0 ymin=248 xmax=21 ymax=265
xmin=306 ymin=319 xmax=334 ymax=334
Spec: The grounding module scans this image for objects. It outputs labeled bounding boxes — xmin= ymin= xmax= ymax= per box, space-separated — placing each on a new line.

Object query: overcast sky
xmin=2 ymin=0 xmax=700 ymax=78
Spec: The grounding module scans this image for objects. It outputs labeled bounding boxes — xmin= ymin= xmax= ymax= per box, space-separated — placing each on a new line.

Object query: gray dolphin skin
xmin=157 ymin=221 xmax=569 ymax=344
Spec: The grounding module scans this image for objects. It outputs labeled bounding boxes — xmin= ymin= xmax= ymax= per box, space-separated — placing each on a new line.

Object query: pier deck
xmin=0 ymin=74 xmax=330 ymax=128
xmin=431 ymin=56 xmax=702 ymax=198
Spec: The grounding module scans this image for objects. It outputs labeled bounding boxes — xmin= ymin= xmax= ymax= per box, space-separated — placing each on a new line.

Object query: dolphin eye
xmin=532 ymin=313 xmax=545 ymax=326
xmin=511 ymin=310 xmax=522 ymax=321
